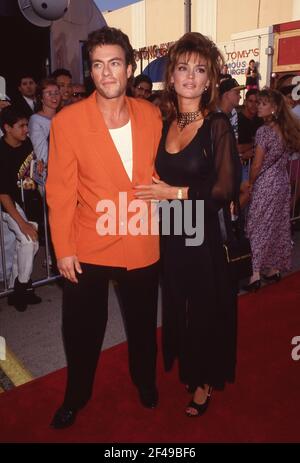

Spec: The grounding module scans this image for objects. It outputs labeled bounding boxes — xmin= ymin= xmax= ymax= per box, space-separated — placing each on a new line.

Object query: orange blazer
xmin=46 ymin=92 xmax=162 ymax=270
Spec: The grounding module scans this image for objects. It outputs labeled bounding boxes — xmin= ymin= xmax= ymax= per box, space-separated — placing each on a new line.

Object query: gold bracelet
xmin=177 ymin=188 xmax=183 ymax=200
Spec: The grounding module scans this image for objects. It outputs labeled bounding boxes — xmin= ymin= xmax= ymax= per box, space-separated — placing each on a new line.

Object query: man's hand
xmin=240 ymin=180 xmax=252 ymax=194
xmin=19 ymin=221 xmax=38 ymax=241
xmin=57 ymin=256 xmax=82 ymax=283
xmin=239 ymin=148 xmax=254 ymax=161
xmin=239 ymin=180 xmax=252 ymax=209
xmin=0 ymin=100 xmax=11 ymax=110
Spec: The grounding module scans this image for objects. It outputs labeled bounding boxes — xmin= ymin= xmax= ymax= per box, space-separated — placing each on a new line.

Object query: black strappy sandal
xmin=185 ymin=386 xmax=212 ymax=417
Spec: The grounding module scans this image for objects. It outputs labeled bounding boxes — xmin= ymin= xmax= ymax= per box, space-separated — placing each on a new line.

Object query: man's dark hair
xmin=86 ymin=26 xmax=136 ymax=72
xmin=133 ymin=74 xmax=153 ymax=89
xmin=245 ymin=89 xmax=258 ymax=99
xmin=17 ymin=74 xmax=36 ymax=86
xmin=51 ymin=68 xmax=72 ymax=79
xmin=0 ymin=106 xmax=27 ymax=134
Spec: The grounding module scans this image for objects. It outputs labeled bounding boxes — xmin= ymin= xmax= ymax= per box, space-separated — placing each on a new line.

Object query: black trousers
xmin=61 ymin=262 xmax=159 ymax=409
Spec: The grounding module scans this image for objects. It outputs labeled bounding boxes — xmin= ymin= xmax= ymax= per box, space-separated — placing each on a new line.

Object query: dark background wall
xmin=0 ymin=0 xmax=50 ymax=98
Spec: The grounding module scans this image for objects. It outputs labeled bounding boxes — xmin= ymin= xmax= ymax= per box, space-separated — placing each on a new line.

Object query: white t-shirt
xmin=109 ymin=120 xmax=133 ymax=181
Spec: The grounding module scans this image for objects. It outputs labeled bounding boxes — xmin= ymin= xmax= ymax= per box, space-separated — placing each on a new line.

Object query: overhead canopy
xmin=142 ymin=56 xmax=168 ymax=83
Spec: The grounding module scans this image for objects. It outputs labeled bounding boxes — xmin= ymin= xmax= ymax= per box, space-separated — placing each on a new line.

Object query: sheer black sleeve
xmin=188 ymin=113 xmax=241 ymax=211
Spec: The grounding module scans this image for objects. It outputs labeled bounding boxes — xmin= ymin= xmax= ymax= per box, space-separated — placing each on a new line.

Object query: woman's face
xmin=42 ymin=85 xmax=61 ymax=111
xmin=170 ymin=53 xmax=210 ymax=101
xmin=257 ymin=97 xmax=276 ymax=118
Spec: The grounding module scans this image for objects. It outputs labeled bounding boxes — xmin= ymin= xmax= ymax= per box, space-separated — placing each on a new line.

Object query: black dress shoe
xmin=262 ymin=272 xmax=281 ymax=283
xmin=50 ymin=406 xmax=78 ymax=429
xmin=7 ymin=293 xmax=27 ymax=312
xmin=24 ymin=279 xmax=42 ymax=305
xmin=138 ymin=387 xmax=158 ymax=409
xmin=242 ymin=279 xmax=261 ymax=292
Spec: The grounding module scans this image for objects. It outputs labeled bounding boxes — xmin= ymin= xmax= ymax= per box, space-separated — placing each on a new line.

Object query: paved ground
xmin=0 ymin=229 xmax=300 ymax=380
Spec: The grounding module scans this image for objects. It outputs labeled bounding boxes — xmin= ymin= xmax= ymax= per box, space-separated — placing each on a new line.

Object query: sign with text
xmin=226 ymin=48 xmax=260 ymax=77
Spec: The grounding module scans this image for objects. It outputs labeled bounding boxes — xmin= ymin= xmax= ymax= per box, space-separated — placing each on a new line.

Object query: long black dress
xmin=155 ymin=112 xmax=240 ymax=390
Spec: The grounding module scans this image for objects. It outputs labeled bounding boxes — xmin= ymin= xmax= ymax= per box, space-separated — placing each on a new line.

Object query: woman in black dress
xmin=135 ymin=32 xmax=240 ymax=416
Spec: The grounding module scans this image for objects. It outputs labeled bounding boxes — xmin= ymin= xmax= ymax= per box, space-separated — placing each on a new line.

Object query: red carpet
xmin=1 ymin=272 xmax=300 ymax=443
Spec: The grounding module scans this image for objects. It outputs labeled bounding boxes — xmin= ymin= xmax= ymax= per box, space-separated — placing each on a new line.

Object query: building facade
xmin=103 ymin=0 xmax=300 ymax=87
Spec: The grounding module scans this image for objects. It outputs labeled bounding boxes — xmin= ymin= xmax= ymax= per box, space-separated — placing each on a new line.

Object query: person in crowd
xmin=71 ymin=83 xmax=87 ymax=103
xmin=278 ymin=79 xmax=300 ymax=118
xmin=0 ymin=100 xmax=11 ymax=111
xmin=12 ymin=74 xmax=37 ymax=119
xmin=245 ymin=59 xmax=258 ymax=90
xmin=46 ymin=26 xmax=162 ymax=429
xmin=243 ymin=89 xmax=300 ymax=291
xmin=0 ymin=99 xmax=11 ymax=137
xmin=28 ymin=78 xmax=61 ymax=185
xmin=28 ymin=78 xmax=62 ymax=261
xmin=220 ymin=63 xmax=231 ymax=80
xmin=280 ymin=84 xmax=297 ymax=110
xmin=275 ymin=73 xmax=297 ymax=93
xmin=0 ymin=106 xmax=41 ymax=311
xmin=148 ymin=91 xmax=163 ymax=107
xmin=135 ymin=32 xmax=240 ymax=417
xmin=237 ymin=89 xmax=263 ymax=180
xmin=132 ymin=74 xmax=153 ymax=99
xmin=51 ymin=68 xmax=73 ymax=108
xmin=218 ymin=77 xmax=245 ymax=140
xmin=277 ymin=77 xmax=300 ymax=225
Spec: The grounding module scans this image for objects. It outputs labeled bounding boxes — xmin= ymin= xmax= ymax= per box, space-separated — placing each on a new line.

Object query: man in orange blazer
xmin=46 ymin=27 xmax=162 ymax=429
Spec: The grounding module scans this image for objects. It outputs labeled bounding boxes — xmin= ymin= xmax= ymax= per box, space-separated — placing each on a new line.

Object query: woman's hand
xmin=240 ymin=180 xmax=252 ymax=195
xmin=134 ymin=177 xmax=174 ymax=200
xmin=239 ymin=180 xmax=252 ymax=209
xmin=37 ymin=160 xmax=44 ymax=175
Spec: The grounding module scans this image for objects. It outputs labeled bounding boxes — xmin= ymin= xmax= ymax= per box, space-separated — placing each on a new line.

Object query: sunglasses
xmin=136 ymin=86 xmax=151 ymax=95
xmin=43 ymin=91 xmax=60 ymax=97
xmin=72 ymin=92 xmax=86 ymax=98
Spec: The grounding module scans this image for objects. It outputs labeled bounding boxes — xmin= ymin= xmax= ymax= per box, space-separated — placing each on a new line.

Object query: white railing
xmin=288 ymin=154 xmax=300 ymax=224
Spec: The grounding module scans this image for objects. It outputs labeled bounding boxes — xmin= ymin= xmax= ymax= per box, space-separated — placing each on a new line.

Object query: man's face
xmin=90 ymin=44 xmax=132 ymax=100
xmin=18 ymin=78 xmax=36 ymax=98
xmin=226 ymin=88 xmax=241 ymax=110
xmin=56 ymin=75 xmax=73 ymax=102
xmin=5 ymin=118 xmax=29 ymax=143
xmin=245 ymin=94 xmax=258 ymax=116
xmin=133 ymin=81 xmax=152 ymax=99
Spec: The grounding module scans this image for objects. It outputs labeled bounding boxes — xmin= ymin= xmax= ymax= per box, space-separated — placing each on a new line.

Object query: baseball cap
xmin=219 ymin=78 xmax=246 ymax=96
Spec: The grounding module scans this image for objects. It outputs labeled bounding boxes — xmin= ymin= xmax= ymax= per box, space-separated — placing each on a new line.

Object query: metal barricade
xmin=0 ymin=185 xmax=61 ymax=298
xmin=288 ymin=153 xmax=300 ymax=224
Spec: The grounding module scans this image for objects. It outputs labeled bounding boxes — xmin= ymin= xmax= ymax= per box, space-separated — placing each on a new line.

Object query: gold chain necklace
xmin=177 ymin=110 xmax=202 ymax=130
